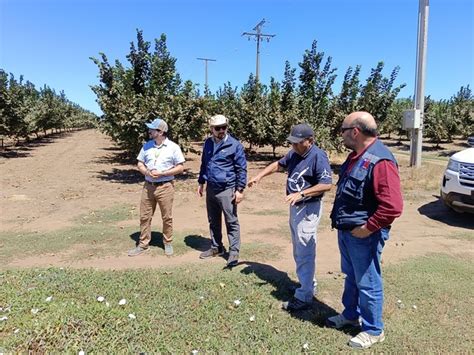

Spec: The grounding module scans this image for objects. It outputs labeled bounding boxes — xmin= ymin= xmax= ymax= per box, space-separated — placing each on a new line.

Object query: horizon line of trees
xmin=0 ymin=69 xmax=98 ymax=145
xmin=92 ymin=30 xmax=473 ymax=156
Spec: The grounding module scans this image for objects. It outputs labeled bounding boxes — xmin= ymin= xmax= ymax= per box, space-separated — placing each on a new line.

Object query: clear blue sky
xmin=1 ymin=0 xmax=473 ymax=115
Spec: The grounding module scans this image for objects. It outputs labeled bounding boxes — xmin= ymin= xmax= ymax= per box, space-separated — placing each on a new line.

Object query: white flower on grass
xmin=105 ymin=302 xmax=110 ymax=308
xmin=249 ymin=315 xmax=255 ymax=322
xmin=219 ymin=282 xmax=225 ymax=288
xmin=198 ymin=296 xmax=204 ymax=301
xmin=412 ymin=305 xmax=417 ymax=310
xmin=128 ymin=313 xmax=136 ymax=320
xmin=191 ymin=350 xmax=199 ymax=355
xmin=45 ymin=296 xmax=53 ymax=302
xmin=397 ymin=299 xmax=402 ymax=304
xmin=118 ymin=299 xmax=127 ymax=306
xmin=31 ymin=308 xmax=39 ymax=314
xmin=14 ymin=328 xmax=20 ymax=334
xmin=78 ymin=350 xmax=85 ymax=355
xmin=302 ymin=343 xmax=309 ymax=350
xmin=0 ymin=316 xmax=8 ymax=321
xmin=233 ymin=300 xmax=241 ymax=307
xmin=96 ymin=296 xmax=105 ymax=303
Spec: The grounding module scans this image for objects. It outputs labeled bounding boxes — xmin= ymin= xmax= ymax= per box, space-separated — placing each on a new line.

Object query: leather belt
xmin=146 ymin=180 xmax=171 ymax=187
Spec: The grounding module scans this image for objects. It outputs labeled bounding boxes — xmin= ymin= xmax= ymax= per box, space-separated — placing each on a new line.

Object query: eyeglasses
xmin=213 ymin=125 xmax=228 ymax=131
xmin=340 ymin=126 xmax=356 ymax=133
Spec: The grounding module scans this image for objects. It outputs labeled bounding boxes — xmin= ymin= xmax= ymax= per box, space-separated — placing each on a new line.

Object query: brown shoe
xmin=199 ymin=247 xmax=226 ymax=259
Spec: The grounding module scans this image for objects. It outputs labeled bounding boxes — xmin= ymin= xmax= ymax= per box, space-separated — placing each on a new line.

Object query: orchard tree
xmin=298 ymin=40 xmax=337 ymax=149
xmin=265 ymin=77 xmax=286 ymax=156
xmin=239 ymin=73 xmax=268 ymax=149
xmin=357 ymin=62 xmax=406 ymax=129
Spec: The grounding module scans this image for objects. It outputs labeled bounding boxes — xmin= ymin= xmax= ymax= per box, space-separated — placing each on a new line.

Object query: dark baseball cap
xmin=287 ymin=123 xmax=314 ymax=143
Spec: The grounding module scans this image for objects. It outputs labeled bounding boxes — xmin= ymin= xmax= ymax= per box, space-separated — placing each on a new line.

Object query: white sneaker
xmin=164 ymin=242 xmax=173 ymax=256
xmin=326 ymin=314 xmax=361 ymax=329
xmin=349 ymin=331 xmax=385 ymax=349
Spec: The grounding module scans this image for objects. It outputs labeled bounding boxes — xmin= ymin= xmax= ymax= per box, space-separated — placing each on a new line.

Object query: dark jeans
xmin=206 ymin=187 xmax=240 ymax=255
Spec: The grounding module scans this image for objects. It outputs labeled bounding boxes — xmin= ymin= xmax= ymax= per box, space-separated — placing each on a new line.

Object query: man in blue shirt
xmin=198 ymin=114 xmax=247 ymax=267
xmin=128 ymin=118 xmax=185 ymax=257
xmin=248 ymin=123 xmax=332 ymax=311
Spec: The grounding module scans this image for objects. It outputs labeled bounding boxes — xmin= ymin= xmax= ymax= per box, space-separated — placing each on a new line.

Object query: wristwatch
xmin=300 ymin=191 xmax=305 ymax=198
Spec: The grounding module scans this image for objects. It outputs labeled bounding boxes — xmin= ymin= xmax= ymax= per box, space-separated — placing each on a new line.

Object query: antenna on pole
xmin=196 ymin=57 xmax=216 ymax=90
xmin=242 ymin=18 xmax=275 ymax=82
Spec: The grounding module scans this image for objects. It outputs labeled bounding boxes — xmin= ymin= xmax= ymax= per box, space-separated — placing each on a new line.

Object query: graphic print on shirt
xmin=320 ymin=168 xmax=331 ymax=180
xmin=288 ymin=167 xmax=309 ymax=192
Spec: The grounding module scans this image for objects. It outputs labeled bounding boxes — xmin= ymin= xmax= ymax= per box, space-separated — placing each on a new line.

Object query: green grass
xmin=75 ymin=204 xmax=138 ymax=224
xmin=0 ymin=203 xmax=207 ymax=262
xmin=383 ymin=254 xmax=474 ymax=352
xmin=1 ymin=254 xmax=472 ymax=352
xmin=242 ymin=207 xmax=287 ymax=216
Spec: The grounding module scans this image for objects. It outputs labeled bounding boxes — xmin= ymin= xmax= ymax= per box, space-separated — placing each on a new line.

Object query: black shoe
xmin=226 ymin=253 xmax=239 ymax=267
xmin=281 ymin=297 xmax=312 ymax=312
xmin=289 ymin=284 xmax=318 ymax=297
xmin=199 ymin=246 xmax=226 ymax=259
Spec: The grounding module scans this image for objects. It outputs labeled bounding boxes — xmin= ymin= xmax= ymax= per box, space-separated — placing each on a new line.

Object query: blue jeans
xmin=289 ymin=201 xmax=322 ymax=303
xmin=338 ymin=228 xmax=389 ymax=335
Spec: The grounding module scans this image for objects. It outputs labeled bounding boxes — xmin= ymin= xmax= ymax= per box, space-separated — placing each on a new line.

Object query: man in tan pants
xmin=128 ymin=117 xmax=185 ymax=257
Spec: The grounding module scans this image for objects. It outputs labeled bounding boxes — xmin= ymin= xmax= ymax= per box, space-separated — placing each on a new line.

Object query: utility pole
xmin=409 ymin=0 xmax=430 ymax=168
xmin=242 ymin=18 xmax=275 ymax=82
xmin=196 ymin=57 xmax=216 ymax=90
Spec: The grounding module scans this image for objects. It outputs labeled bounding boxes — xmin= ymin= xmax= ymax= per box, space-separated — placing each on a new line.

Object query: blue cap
xmin=287 ymin=123 xmax=314 ymax=143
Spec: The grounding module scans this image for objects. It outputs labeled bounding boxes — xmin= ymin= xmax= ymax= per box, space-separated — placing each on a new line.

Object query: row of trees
xmin=0 ymin=69 xmax=97 ymax=145
xmin=92 ymin=31 xmax=473 ymax=156
xmin=93 ymin=30 xmax=413 ymax=155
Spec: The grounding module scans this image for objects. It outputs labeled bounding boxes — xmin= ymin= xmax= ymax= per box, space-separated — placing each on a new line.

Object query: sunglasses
xmin=340 ymin=126 xmax=356 ymax=133
xmin=213 ymin=125 xmax=228 ymax=131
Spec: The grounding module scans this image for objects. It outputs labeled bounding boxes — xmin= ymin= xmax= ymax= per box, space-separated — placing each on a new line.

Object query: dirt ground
xmin=1 ymin=130 xmax=472 ymax=277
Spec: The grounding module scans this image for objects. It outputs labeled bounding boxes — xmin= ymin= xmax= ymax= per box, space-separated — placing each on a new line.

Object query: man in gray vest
xmin=327 ymin=111 xmax=403 ymax=349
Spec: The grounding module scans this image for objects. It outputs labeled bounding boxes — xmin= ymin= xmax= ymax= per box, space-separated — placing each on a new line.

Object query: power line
xmin=242 ymin=18 xmax=275 ymax=82
xmin=196 ymin=57 xmax=216 ymax=90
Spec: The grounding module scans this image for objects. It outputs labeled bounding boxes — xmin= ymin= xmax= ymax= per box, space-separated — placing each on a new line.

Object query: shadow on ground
xmin=184 ymin=234 xmax=210 ymax=252
xmin=0 ymin=132 xmax=73 ymax=159
xmin=418 ymin=196 xmax=474 ymax=229
xmin=239 ymin=261 xmax=342 ymax=328
xmin=96 ymin=168 xmax=198 ymax=184
xmin=129 ymin=231 xmax=165 ymax=249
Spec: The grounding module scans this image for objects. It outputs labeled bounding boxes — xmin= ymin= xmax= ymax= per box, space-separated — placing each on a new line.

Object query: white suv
xmin=440 ymin=138 xmax=474 ymax=213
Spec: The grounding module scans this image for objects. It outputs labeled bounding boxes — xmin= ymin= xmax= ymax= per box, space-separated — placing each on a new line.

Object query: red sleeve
xmin=366 ymin=160 xmax=403 ymax=232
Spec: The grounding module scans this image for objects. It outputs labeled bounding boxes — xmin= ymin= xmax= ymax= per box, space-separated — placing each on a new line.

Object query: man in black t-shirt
xmin=248 ymin=123 xmax=332 ymax=311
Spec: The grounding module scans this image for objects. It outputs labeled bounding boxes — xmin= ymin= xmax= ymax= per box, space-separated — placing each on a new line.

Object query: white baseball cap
xmin=209 ymin=114 xmax=228 ymax=126
xmin=145 ymin=118 xmax=168 ymax=132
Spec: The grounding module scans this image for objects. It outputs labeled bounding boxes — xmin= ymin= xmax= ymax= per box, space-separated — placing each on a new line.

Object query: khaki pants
xmin=139 ymin=181 xmax=174 ymax=248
